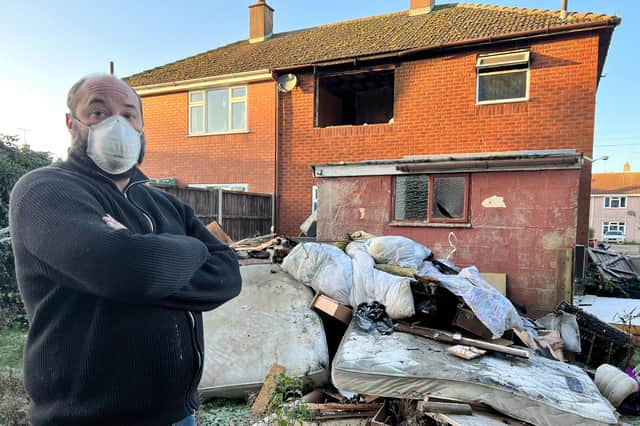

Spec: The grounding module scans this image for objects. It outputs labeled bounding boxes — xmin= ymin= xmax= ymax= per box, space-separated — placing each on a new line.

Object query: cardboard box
xmin=310 ymin=293 xmax=353 ymax=324
xmin=480 ymin=273 xmax=507 ymax=295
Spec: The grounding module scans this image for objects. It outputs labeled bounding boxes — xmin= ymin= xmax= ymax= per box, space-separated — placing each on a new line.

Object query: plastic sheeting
xmin=419 ymin=262 xmax=523 ymax=338
xmin=283 ymin=242 xmax=415 ymax=319
xmin=365 ymin=236 xmax=431 ymax=270
xmin=199 ymin=264 xmax=329 ymax=399
xmin=281 ymin=243 xmax=352 ymax=305
xmin=332 ymin=323 xmax=618 ymax=426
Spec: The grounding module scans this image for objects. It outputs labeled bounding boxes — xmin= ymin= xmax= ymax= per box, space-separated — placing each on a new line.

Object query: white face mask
xmin=76 ymin=115 xmax=142 ymax=175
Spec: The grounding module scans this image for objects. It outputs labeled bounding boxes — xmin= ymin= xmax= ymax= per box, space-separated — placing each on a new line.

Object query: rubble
xmin=200 ymin=231 xmax=639 ymax=425
xmin=586 ymin=247 xmax=640 ymax=298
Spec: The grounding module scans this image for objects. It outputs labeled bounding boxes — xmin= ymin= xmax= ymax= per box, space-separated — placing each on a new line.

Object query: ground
xmin=610 ymin=243 xmax=640 ymax=255
xmin=0 ymin=325 xmax=253 ymax=425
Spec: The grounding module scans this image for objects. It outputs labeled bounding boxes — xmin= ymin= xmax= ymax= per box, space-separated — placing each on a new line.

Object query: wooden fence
xmin=157 ymin=186 xmax=273 ymax=241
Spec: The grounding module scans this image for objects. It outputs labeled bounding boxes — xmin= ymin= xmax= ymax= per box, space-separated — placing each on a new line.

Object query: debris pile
xmin=585 ymin=247 xmax=640 ymax=298
xmin=199 ymin=228 xmax=638 ymax=425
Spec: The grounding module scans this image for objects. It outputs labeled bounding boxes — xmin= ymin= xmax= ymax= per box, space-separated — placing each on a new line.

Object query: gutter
xmin=396 ymin=156 xmax=580 ymax=172
xmin=272 ymin=17 xmax=620 ymax=73
xmin=131 ymin=69 xmax=273 ymax=95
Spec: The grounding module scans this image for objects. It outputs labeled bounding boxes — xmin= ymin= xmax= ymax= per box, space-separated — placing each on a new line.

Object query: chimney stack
xmin=410 ymin=0 xmax=436 ymax=16
xmin=624 ymin=162 xmax=631 ymax=172
xmin=249 ymin=0 xmax=274 ymax=44
xmin=560 ymin=0 xmax=568 ymax=20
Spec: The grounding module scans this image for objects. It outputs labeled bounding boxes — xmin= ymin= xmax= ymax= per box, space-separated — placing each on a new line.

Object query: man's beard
xmin=68 ymin=120 xmax=146 ymax=181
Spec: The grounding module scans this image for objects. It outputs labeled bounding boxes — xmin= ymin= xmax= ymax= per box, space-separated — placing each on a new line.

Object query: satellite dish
xmin=277 ymin=74 xmax=297 ymax=92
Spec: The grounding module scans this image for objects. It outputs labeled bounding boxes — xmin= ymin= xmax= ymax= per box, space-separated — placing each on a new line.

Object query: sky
xmin=0 ymin=0 xmax=637 ymax=172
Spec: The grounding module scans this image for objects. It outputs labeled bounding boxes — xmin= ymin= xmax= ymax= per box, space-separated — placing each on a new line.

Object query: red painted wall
xmin=278 ymin=33 xmax=601 ymax=238
xmin=139 ymin=81 xmax=276 ymax=194
xmin=316 ymin=169 xmax=581 ymax=314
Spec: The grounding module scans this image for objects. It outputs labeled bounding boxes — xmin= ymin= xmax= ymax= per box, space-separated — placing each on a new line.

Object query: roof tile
xmin=125 ymin=3 xmax=618 ymax=87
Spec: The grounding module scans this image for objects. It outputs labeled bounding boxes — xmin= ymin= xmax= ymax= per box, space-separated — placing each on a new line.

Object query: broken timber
xmin=251 ymin=363 xmax=285 ymax=415
xmin=394 ymin=323 xmax=530 ymax=359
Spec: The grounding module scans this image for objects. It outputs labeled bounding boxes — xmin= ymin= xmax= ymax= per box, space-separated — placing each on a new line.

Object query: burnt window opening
xmin=316 ymin=69 xmax=394 ymax=127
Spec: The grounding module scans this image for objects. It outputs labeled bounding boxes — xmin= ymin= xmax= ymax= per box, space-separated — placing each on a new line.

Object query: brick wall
xmin=316 ymin=169 xmax=582 ymax=314
xmin=139 ymin=81 xmax=276 ymax=194
xmin=278 ymin=33 xmax=600 ymax=234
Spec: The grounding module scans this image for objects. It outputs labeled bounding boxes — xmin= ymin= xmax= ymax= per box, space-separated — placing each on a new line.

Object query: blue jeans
xmin=172 ymin=413 xmax=196 ymax=426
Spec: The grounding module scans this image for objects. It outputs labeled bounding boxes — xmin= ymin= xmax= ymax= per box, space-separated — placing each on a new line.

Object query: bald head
xmin=66 ymin=74 xmax=143 ymax=125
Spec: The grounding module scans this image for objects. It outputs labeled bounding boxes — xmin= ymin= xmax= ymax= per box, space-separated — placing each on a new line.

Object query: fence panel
xmin=156 ymin=186 xmax=272 ymax=241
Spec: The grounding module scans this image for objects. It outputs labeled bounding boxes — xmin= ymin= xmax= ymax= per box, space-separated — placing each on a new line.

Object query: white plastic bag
xmin=366 ymin=236 xmax=431 ymax=270
xmin=282 ymin=243 xmax=352 ymax=305
xmin=347 ymin=241 xmax=415 ymax=319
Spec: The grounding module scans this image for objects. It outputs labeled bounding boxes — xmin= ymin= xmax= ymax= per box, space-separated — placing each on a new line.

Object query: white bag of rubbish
xmin=365 ymin=236 xmax=431 ymax=270
xmin=281 ymin=243 xmax=352 ymax=305
xmin=347 ymin=241 xmax=415 ymax=319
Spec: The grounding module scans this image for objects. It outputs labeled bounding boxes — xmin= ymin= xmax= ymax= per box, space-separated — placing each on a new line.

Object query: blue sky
xmin=0 ymin=0 xmax=636 ymax=172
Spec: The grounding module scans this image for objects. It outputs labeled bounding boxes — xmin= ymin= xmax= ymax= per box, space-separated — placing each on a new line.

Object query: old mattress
xmin=199 ymin=264 xmax=329 ymax=399
xmin=332 ymin=323 xmax=617 ymax=426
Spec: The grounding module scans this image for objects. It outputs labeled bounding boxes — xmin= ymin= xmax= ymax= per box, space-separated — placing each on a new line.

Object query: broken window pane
xmin=431 ymin=176 xmax=466 ymax=219
xmin=395 ymin=175 xmax=429 ymax=220
xmin=316 ymin=69 xmax=394 ymax=127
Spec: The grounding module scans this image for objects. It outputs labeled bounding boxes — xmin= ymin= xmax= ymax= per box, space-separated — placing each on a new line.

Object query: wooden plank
xmin=557 ymin=248 xmax=573 ymax=305
xmin=419 ymin=401 xmax=473 ymax=415
xmin=447 ymin=345 xmax=487 ymax=360
xmin=428 ymin=411 xmax=529 ymax=426
xmin=310 ymin=294 xmax=353 ymax=324
xmin=307 ymin=403 xmax=383 ymax=412
xmin=479 ymin=273 xmax=507 ymax=296
xmin=251 ymin=363 xmax=285 ymax=415
xmin=394 ymin=323 xmax=530 ymax=359
xmin=206 ymin=220 xmax=234 ymax=245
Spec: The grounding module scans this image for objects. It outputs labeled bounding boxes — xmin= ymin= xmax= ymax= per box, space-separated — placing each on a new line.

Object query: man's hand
xmin=103 ymin=214 xmax=127 ymax=231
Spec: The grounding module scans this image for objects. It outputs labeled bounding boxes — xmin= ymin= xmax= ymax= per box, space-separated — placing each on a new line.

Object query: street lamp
xmin=583 ymin=155 xmax=609 ymax=162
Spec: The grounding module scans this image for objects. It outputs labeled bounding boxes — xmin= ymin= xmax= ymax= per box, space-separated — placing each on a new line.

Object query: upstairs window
xmin=604 ymin=196 xmax=626 ymax=208
xmin=394 ymin=174 xmax=469 ymax=223
xmin=477 ymin=50 xmax=530 ymax=104
xmin=316 ymin=68 xmax=394 ymax=127
xmin=189 ymin=86 xmax=247 ymax=134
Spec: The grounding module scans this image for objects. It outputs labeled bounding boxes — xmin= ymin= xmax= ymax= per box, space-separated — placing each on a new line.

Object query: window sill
xmin=388 ymin=221 xmax=471 ymax=228
xmin=187 ymin=130 xmax=249 ymax=137
xmin=476 ymin=98 xmax=528 ymax=106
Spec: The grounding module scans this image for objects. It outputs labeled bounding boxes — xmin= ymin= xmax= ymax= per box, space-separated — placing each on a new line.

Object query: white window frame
xmin=311 ymin=185 xmax=319 ymax=213
xmin=188 ymin=183 xmax=248 ymax=192
xmin=603 ymin=221 xmax=626 ymax=235
xmin=476 ymin=50 xmax=530 ymax=105
xmin=188 ymin=86 xmax=248 ymax=135
xmin=604 ymin=196 xmax=627 ymax=209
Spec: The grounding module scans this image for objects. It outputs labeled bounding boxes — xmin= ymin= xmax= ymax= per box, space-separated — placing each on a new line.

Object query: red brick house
xmin=125 ymin=0 xmax=619 ymax=313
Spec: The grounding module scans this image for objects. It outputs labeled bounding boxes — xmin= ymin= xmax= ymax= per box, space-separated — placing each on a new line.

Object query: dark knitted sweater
xmin=9 ymin=158 xmax=241 ymax=425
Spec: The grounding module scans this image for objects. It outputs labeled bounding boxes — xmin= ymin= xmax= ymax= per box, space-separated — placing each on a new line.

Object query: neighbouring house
xmin=590 ymin=162 xmax=640 ymax=243
xmin=125 ymin=0 xmax=619 ymax=313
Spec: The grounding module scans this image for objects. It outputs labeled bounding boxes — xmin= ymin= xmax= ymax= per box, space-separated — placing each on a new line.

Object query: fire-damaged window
xmin=394 ymin=174 xmax=469 ymax=223
xmin=315 ymin=68 xmax=394 ymax=127
xmin=477 ymin=50 xmax=530 ymax=104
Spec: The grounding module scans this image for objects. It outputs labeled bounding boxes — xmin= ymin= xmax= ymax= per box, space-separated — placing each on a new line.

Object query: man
xmin=9 ymin=74 xmax=242 ymax=425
